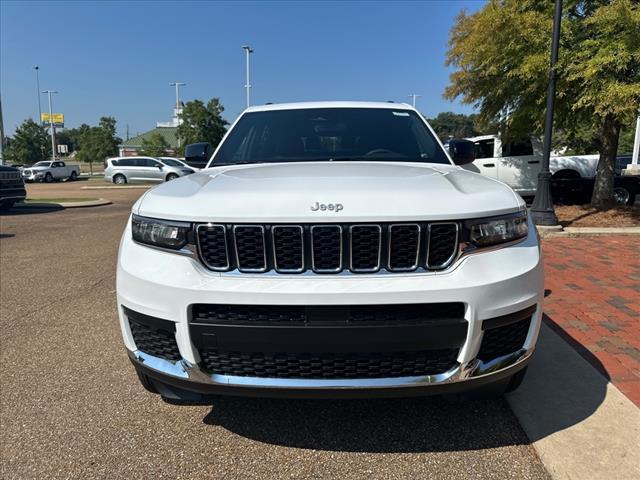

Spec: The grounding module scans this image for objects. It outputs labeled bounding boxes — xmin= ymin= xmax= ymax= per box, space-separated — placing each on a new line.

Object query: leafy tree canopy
xmin=75 ymin=116 xmax=122 ymax=171
xmin=4 ymin=119 xmax=50 ymax=165
xmin=177 ymin=98 xmax=229 ymax=150
xmin=139 ymin=133 xmax=171 ymax=157
xmin=445 ymin=0 xmax=640 ymax=206
xmin=427 ymin=112 xmax=486 ymax=140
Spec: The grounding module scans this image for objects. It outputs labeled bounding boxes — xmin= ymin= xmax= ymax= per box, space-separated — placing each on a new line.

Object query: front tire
xmin=113 ymin=174 xmax=127 ymax=185
xmin=69 ymin=171 xmax=78 ymax=181
xmin=613 ymin=186 xmax=634 ymax=206
xmin=44 ymin=173 xmax=53 ymax=183
xmin=166 ymin=173 xmax=179 ymax=182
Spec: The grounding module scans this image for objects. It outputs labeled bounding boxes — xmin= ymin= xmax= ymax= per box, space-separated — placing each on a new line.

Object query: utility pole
xmin=242 ymin=45 xmax=253 ymax=108
xmin=0 ymin=93 xmax=4 ymax=165
xmin=34 ymin=66 xmax=42 ymax=124
xmin=408 ymin=94 xmax=421 ymax=108
xmin=42 ymin=90 xmax=58 ymax=162
xmin=126 ymin=124 xmax=130 ymax=141
xmin=530 ymin=0 xmax=562 ymax=226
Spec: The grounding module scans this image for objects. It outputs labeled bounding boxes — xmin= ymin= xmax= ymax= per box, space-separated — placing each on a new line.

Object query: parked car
xmin=158 ymin=157 xmax=200 ymax=171
xmin=0 ymin=165 xmax=27 ymax=210
xmin=22 ymin=160 xmax=80 ymax=183
xmin=117 ymin=101 xmax=543 ymax=402
xmin=463 ymin=134 xmax=599 ymax=196
xmin=104 ymin=156 xmax=195 ymax=184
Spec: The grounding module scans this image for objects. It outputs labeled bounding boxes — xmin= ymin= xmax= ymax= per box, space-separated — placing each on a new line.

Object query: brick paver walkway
xmin=543 ymin=236 xmax=640 ymax=406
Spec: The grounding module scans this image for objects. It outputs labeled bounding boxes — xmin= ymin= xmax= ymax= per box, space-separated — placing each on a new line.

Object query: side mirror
xmin=448 ymin=139 xmax=476 ymax=166
xmin=184 ymin=142 xmax=212 ymax=169
xmin=157 ymin=164 xmax=163 ymax=170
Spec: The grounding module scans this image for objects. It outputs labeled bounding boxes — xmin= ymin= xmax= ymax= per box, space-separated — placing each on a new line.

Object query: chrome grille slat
xmin=196 ymin=222 xmax=459 ymax=274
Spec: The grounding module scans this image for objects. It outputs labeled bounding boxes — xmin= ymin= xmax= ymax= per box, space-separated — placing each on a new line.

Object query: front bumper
xmin=117 ymin=217 xmax=543 ymax=397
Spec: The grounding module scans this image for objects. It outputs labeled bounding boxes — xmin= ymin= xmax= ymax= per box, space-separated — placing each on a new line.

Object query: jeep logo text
xmin=310 ymin=202 xmax=343 ymax=212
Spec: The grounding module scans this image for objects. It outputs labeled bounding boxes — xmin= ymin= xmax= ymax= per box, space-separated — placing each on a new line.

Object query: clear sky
xmin=1 ymin=0 xmax=484 ymax=138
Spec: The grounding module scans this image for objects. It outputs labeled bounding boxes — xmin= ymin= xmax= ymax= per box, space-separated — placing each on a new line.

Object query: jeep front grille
xmin=196 ymin=222 xmax=459 ymax=274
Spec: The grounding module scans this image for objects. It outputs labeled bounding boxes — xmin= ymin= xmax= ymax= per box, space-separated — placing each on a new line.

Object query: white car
xmin=158 ymin=157 xmax=199 ymax=171
xmin=117 ymin=101 xmax=543 ymax=401
xmin=22 ymin=160 xmax=80 ymax=182
xmin=464 ymin=134 xmax=599 ymax=196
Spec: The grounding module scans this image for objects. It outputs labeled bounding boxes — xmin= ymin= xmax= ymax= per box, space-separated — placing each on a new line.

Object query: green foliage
xmin=139 ymin=133 xmax=171 ymax=157
xmin=4 ymin=119 xmax=50 ymax=165
xmin=75 ymin=117 xmax=122 ymax=172
xmin=445 ymin=0 xmax=640 ymax=206
xmin=176 ymin=98 xmax=229 ymax=149
xmin=427 ymin=112 xmax=486 ymax=140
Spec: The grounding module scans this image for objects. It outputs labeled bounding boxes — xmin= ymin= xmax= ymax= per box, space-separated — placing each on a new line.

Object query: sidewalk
xmin=542 ymin=235 xmax=640 ymax=406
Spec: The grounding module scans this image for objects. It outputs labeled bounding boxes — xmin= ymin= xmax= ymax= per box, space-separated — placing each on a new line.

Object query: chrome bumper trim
xmin=128 ymin=347 xmax=532 ymax=391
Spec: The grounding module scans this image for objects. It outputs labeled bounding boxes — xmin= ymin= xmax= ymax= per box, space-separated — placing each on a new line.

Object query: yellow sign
xmin=41 ymin=113 xmax=64 ymax=124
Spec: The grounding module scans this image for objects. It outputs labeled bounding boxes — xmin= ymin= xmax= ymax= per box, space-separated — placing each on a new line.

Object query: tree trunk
xmin=590 ymin=114 xmax=621 ymax=207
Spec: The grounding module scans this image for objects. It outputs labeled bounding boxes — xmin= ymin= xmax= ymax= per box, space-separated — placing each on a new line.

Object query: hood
xmin=136 ymin=161 xmax=523 ymax=223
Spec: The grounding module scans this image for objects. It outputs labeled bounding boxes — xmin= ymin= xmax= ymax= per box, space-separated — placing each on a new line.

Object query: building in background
xmin=118 ymin=103 xmax=182 ymax=156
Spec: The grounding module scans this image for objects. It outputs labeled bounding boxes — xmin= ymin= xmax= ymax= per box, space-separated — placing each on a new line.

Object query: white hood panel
xmin=137 ymin=162 xmax=523 ymax=223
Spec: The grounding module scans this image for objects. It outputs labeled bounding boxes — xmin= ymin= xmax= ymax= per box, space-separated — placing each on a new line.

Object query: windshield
xmin=160 ymin=158 xmax=184 ymax=167
xmin=212 ymin=108 xmax=450 ymax=166
xmin=33 ymin=162 xmax=51 ymax=167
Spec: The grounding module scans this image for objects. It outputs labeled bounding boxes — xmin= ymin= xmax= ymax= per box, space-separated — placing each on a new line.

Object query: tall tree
xmin=4 ymin=119 xmax=50 ymax=165
xmin=176 ymin=98 xmax=228 ymax=149
xmin=75 ymin=117 xmax=121 ymax=173
xmin=139 ymin=133 xmax=171 ymax=157
xmin=445 ymin=0 xmax=640 ymax=206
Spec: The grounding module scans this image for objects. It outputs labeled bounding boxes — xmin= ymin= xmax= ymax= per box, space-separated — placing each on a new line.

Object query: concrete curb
xmin=18 ymin=198 xmax=112 ymax=208
xmin=81 ymin=185 xmax=152 ymax=190
xmin=507 ymin=323 xmax=640 ymax=480
xmin=537 ymin=226 xmax=640 ymax=238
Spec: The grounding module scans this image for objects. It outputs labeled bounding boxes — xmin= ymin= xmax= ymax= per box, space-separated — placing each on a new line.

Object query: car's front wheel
xmin=613 ymin=186 xmax=635 ymax=206
xmin=166 ymin=173 xmax=179 ymax=182
xmin=69 ymin=171 xmax=78 ymax=181
xmin=44 ymin=172 xmax=53 ymax=183
xmin=113 ymin=174 xmax=127 ymax=185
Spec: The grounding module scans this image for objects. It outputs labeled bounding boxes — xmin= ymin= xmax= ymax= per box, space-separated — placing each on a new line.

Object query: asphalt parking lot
xmin=0 ymin=180 xmax=549 ymax=479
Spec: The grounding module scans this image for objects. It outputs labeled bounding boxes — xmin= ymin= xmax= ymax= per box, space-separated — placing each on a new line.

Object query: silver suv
xmin=104 ymin=156 xmax=195 ymax=184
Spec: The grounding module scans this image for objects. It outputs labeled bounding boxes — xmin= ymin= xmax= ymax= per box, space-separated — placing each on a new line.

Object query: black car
xmin=0 ymin=165 xmax=27 ymax=211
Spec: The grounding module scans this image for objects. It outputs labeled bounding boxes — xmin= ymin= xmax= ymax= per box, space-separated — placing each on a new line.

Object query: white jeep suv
xmin=117 ymin=102 xmax=543 ymax=400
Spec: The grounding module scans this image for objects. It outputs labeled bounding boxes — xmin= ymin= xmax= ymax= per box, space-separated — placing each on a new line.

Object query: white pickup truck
xmin=22 ymin=160 xmax=81 ymax=183
xmin=463 ymin=134 xmax=599 ymax=196
xmin=117 ymin=102 xmax=543 ymax=402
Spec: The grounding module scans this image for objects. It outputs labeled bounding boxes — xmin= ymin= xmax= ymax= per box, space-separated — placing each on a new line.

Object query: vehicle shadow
xmin=0 ymin=204 xmax=65 ymax=216
xmin=199 ymin=317 xmax=608 ymax=452
xmin=202 ymin=395 xmax=530 ymax=452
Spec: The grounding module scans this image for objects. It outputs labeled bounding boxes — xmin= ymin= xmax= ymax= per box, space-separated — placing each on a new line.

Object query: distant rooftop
xmin=121 ymin=127 xmax=179 ymax=148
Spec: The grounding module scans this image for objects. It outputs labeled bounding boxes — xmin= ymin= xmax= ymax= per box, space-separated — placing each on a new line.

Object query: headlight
xmin=466 ymin=211 xmax=528 ymax=247
xmin=131 ymin=214 xmax=190 ymax=250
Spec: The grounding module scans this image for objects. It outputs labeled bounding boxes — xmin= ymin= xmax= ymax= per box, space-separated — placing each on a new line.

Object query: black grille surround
xmin=199 ymin=349 xmax=459 ymax=379
xmin=196 ymin=222 xmax=460 ymax=274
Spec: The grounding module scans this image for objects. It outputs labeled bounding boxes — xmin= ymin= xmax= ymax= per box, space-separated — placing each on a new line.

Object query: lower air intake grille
xmin=199 ymin=349 xmax=459 ymax=379
xmin=126 ymin=310 xmax=181 ymax=361
xmin=477 ymin=317 xmax=531 ymax=362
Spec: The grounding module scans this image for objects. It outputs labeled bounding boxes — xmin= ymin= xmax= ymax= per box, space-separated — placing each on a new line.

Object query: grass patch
xmin=26 ymin=197 xmax=100 ymax=204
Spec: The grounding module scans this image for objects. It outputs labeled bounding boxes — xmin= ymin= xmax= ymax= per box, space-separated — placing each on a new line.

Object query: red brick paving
xmin=543 ymin=235 xmax=640 ymax=407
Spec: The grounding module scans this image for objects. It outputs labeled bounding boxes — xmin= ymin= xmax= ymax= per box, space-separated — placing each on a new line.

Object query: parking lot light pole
xmin=530 ymin=0 xmax=562 ymax=226
xmin=408 ymin=94 xmax=421 ymax=108
xmin=242 ymin=45 xmax=253 ymax=108
xmin=34 ymin=66 xmax=42 ymax=124
xmin=43 ymin=90 xmax=58 ymax=162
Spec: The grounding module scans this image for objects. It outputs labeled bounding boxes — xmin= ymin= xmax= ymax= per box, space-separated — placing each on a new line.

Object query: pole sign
xmin=41 ymin=113 xmax=64 ymax=128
